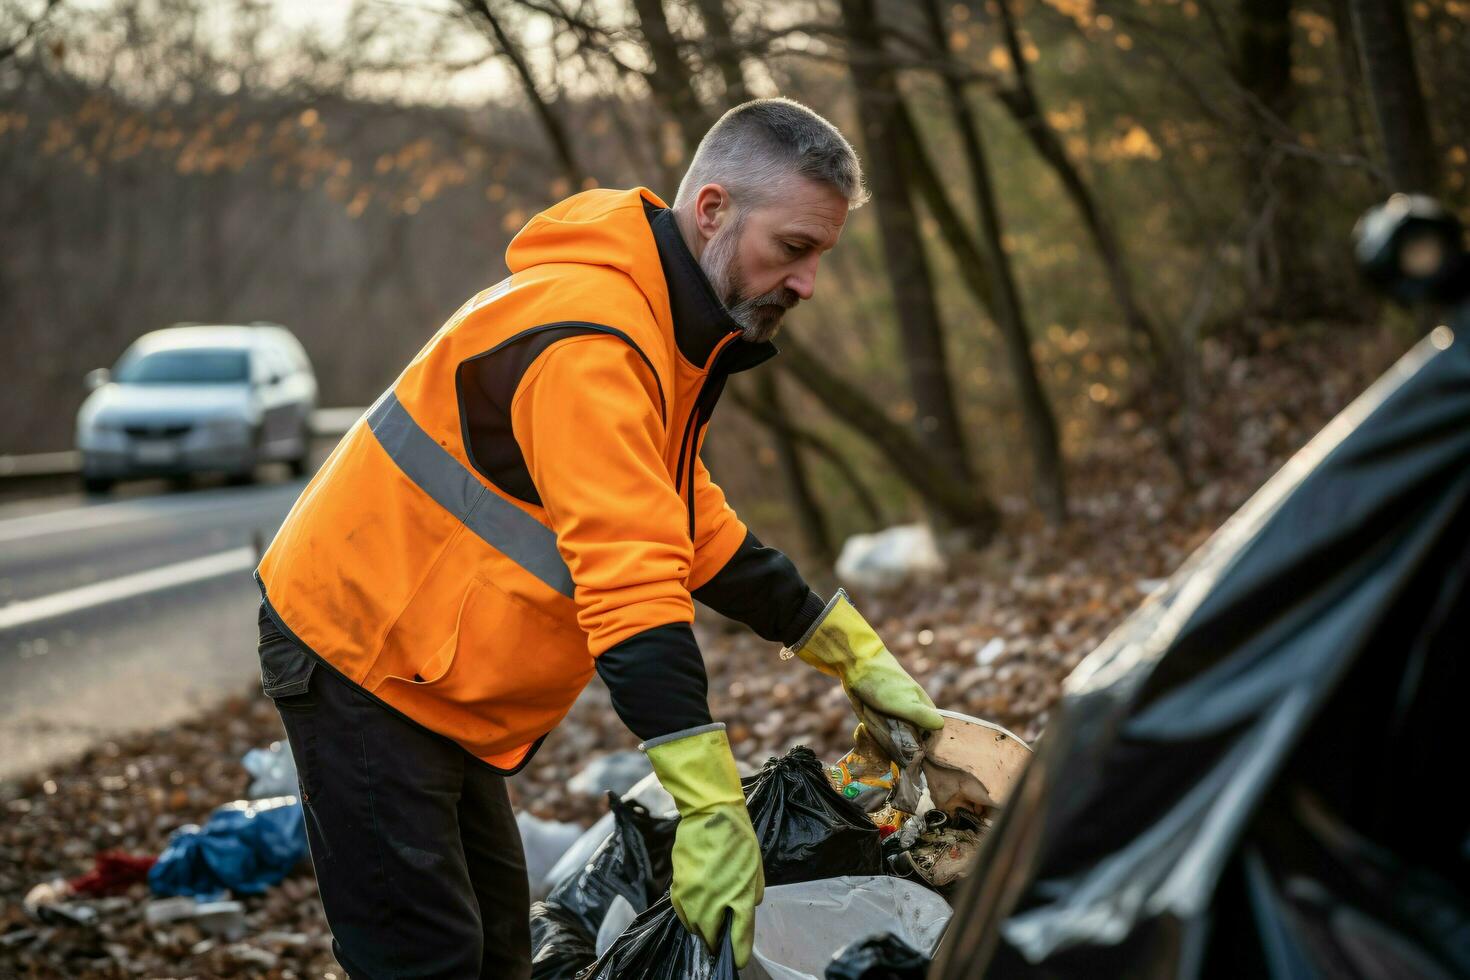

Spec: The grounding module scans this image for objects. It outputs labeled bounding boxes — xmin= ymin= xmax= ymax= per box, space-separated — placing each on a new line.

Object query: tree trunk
xmin=632 ymin=0 xmax=714 ymax=153
xmin=1348 ymin=0 xmax=1438 ymax=193
xmin=991 ymin=0 xmax=1167 ymax=367
xmin=694 ymin=0 xmax=750 ymax=105
xmin=840 ymin=0 xmax=977 ymax=500
xmin=915 ymin=0 xmax=1066 ymax=522
xmin=778 ymin=332 xmax=998 ymax=538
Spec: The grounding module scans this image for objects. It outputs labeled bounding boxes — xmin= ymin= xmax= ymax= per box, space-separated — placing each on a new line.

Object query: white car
xmin=77 ymin=323 xmax=317 ymax=493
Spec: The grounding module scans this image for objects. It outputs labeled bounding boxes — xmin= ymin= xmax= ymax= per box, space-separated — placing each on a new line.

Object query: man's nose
xmin=786 ymin=257 xmax=819 ymax=301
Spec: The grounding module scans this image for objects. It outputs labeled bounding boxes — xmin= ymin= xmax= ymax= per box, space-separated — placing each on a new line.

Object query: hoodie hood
xmin=506 ymin=187 xmax=671 ymax=308
xmin=505 ymin=186 xmax=779 ymax=374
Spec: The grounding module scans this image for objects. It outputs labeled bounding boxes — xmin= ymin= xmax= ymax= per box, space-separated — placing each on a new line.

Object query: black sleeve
xmin=596 ymin=623 xmax=712 ymax=742
xmin=692 ymin=529 xmax=826 ymax=647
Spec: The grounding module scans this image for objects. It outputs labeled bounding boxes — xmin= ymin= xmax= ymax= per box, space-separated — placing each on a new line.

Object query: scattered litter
xmin=922 ymin=710 xmax=1031 ymax=817
xmin=835 ymin=524 xmax=946 ymax=591
xmin=825 ymin=728 xmax=899 ymax=814
xmin=69 ymin=850 xmax=157 ymax=897
xmin=975 ymin=637 xmax=1006 ymax=666
xmin=22 ymin=878 xmax=74 ymax=913
xmin=517 ymin=812 xmax=584 ymax=899
xmin=887 ymin=811 xmax=984 ymax=888
xmin=32 ymin=901 xmax=98 ymax=928
xmin=148 ymin=795 xmax=307 ymax=898
xmin=224 ymin=941 xmax=279 ymax=968
xmin=745 ymin=876 xmax=950 ymax=980
xmin=567 ymin=751 xmax=653 ymax=798
xmin=241 ymin=741 xmax=298 ymax=799
xmin=144 ymin=896 xmax=248 ymax=939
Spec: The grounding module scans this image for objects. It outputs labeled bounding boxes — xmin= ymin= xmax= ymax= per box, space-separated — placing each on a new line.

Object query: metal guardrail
xmin=0 ymin=408 xmax=366 ymax=481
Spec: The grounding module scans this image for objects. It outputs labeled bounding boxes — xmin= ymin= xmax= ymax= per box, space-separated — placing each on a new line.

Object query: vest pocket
xmin=375 ymin=575 xmax=591 ymax=755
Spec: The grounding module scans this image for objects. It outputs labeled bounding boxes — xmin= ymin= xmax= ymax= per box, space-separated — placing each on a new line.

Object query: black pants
xmin=262 ymin=610 xmax=532 ymax=979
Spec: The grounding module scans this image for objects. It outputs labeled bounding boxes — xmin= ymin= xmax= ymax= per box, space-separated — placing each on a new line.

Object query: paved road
xmin=0 ymin=467 xmax=311 ymax=781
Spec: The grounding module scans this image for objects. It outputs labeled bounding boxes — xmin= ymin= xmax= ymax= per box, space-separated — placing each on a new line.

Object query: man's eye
xmin=781 ymin=241 xmax=803 ymax=255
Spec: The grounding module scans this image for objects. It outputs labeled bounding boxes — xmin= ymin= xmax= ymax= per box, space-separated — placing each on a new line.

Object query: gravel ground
xmin=0 ymin=328 xmax=1403 ymax=977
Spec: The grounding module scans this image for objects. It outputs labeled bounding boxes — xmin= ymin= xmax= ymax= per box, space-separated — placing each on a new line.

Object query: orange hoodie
xmin=256 ymin=187 xmax=822 ymax=771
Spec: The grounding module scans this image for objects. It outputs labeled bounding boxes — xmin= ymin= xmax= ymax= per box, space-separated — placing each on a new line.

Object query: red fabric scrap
xmin=68 ymin=851 xmax=158 ymax=896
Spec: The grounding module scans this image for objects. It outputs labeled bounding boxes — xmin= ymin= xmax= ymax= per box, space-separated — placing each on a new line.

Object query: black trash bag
xmin=743 ymin=746 xmax=884 ymax=886
xmin=545 ymin=793 xmax=677 ymax=939
xmin=826 ymin=933 xmax=929 ymax=980
xmin=582 ymin=897 xmax=736 ymax=980
xmin=528 ymin=900 xmax=596 ymax=980
xmin=931 ymin=310 xmax=1470 ymax=978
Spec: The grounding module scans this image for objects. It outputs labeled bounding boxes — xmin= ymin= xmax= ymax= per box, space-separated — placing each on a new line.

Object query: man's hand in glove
xmin=642 ymin=725 xmax=764 ymax=967
xmin=786 ymin=589 xmax=944 ymax=734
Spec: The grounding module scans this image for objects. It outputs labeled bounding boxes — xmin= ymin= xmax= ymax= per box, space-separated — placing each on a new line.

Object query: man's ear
xmin=693 ymin=183 xmax=730 ymax=242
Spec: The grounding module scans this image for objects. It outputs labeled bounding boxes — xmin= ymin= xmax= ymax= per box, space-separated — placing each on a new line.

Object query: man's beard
xmin=699 ymin=214 xmax=800 ymax=343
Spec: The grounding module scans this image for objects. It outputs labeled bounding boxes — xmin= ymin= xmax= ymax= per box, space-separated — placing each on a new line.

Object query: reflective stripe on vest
xmin=367 ymin=391 xmax=576 ymax=598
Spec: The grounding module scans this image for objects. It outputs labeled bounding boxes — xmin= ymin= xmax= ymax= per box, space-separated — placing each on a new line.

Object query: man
xmin=255 ymin=98 xmax=942 ymax=978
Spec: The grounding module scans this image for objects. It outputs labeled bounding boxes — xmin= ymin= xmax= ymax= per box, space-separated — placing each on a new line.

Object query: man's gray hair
xmin=674 ymin=97 xmax=868 ymax=211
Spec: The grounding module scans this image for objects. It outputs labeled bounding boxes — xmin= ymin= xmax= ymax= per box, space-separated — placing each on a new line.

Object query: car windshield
xmin=115 ymin=349 xmax=250 ymax=384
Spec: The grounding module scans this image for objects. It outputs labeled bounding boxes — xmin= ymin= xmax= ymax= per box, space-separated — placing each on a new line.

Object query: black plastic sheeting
xmin=582 ymin=898 xmax=737 ymax=980
xmin=530 ymin=747 xmax=886 ymax=978
xmin=527 ymin=899 xmax=597 ymax=980
xmin=530 ymin=795 xmax=676 ymax=979
xmin=827 ymin=933 xmax=929 ymax=979
xmin=545 ymin=794 xmax=677 ymax=940
xmin=744 ymin=746 xmax=885 ymax=887
xmin=930 ymin=314 xmax=1470 ymax=978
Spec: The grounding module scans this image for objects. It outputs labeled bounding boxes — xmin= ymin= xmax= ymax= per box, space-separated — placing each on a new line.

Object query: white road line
xmin=0 ymin=546 xmax=256 ymax=631
xmin=0 ymin=482 xmax=302 ymax=545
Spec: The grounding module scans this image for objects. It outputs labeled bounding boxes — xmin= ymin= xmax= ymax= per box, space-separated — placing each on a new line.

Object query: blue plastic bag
xmin=148 ymin=795 xmax=308 ymax=897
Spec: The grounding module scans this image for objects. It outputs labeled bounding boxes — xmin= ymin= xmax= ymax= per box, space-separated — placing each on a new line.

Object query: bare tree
xmin=459 ymin=0 xmax=585 ymax=186
xmin=839 ymin=0 xmax=980 ymax=506
xmin=912 ymin=0 xmax=1067 ymax=522
xmin=1349 ymin=0 xmax=1438 ymax=193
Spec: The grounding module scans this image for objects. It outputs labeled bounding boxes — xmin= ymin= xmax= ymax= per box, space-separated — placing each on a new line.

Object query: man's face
xmin=695 ymin=178 xmax=849 ymax=342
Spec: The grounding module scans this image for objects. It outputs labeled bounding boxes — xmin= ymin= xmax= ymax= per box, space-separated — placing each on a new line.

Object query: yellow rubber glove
xmin=788 ymin=589 xmax=944 ymax=733
xmin=642 ymin=724 xmax=764 ymax=968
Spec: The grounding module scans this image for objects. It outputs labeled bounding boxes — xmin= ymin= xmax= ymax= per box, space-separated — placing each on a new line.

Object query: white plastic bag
xmin=835 ymin=524 xmax=946 ymax=591
xmin=242 ymin=742 xmax=297 ymax=799
xmin=517 ymin=812 xmax=585 ymax=899
xmin=744 ymin=876 xmax=952 ymax=980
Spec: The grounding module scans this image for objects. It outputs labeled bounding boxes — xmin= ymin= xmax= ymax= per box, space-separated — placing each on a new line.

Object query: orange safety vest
xmin=257 ymin=187 xmax=772 ymax=770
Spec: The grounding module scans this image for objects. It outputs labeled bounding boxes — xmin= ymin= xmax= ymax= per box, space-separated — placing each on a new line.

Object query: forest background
xmin=2 ymin=0 xmax=1466 ymax=565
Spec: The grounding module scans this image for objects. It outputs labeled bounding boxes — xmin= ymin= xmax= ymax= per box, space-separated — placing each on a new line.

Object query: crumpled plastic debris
xmin=69 ymin=851 xmax=158 ymax=897
xmin=746 ymin=876 xmax=951 ymax=980
xmin=528 ymin=900 xmax=597 ymax=980
xmin=835 ymin=523 xmax=946 ymax=592
xmin=147 ymin=795 xmax=308 ymax=898
xmin=582 ymin=897 xmax=737 ymax=980
xmin=826 ymin=727 xmax=899 ymax=813
xmin=544 ymin=794 xmax=676 ymax=939
xmin=517 ymin=811 xmax=584 ymax=900
xmin=144 ymin=895 xmax=248 ymax=939
xmin=241 ymin=741 xmax=298 ymax=799
xmin=567 ymin=750 xmax=654 ymax=798
xmin=743 ymin=747 xmax=884 ymax=886
xmin=824 ymin=932 xmax=929 ymax=980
